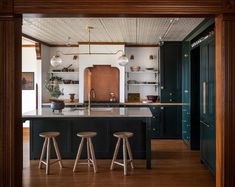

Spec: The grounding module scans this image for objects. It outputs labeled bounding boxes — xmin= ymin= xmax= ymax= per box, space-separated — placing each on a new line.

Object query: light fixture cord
xmin=88 ymin=27 xmax=91 ymax=54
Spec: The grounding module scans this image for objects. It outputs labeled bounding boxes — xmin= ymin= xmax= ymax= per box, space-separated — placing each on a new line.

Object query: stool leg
xmin=123 ymin=138 xmax=127 ymax=176
xmin=87 ymin=139 xmax=91 ymax=167
xmin=46 ymin=138 xmax=51 ymax=175
xmin=88 ymin=138 xmax=97 ymax=173
xmin=52 ymin=137 xmax=63 ymax=168
xmin=73 ymin=138 xmax=84 ymax=172
xmin=126 ymin=138 xmax=134 ymax=169
xmin=39 ymin=137 xmax=48 ymax=169
xmin=110 ymin=137 xmax=121 ymax=170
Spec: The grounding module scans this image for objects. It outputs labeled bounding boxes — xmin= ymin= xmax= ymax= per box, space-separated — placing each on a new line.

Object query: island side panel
xmin=29 ymin=117 xmax=149 ymax=161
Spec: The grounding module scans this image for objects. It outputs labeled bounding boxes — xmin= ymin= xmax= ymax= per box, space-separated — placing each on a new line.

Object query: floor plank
xmin=23 ymin=129 xmax=215 ymax=187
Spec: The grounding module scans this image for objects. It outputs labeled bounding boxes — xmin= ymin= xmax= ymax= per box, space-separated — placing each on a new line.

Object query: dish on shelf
xmin=127 ymin=80 xmax=138 ymax=84
xmin=52 ymin=69 xmax=61 ymax=72
xmin=63 ymin=80 xmax=72 ymax=84
xmin=130 ymin=66 xmax=141 ymax=72
xmin=71 ymin=80 xmax=79 ymax=84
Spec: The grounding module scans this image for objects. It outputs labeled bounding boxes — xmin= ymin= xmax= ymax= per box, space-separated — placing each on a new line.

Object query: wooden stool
xmin=110 ymin=132 xmax=134 ymax=175
xmin=73 ymin=132 xmax=97 ymax=173
xmin=38 ymin=132 xmax=63 ymax=175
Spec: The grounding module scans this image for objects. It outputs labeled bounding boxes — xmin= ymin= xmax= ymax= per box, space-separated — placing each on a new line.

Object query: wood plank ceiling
xmin=22 ymin=17 xmax=204 ymax=45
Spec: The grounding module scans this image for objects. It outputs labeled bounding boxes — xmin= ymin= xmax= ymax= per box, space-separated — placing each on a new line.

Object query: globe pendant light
xmin=118 ymin=54 xmax=129 ymax=66
xmin=50 ymin=51 xmax=63 ymax=67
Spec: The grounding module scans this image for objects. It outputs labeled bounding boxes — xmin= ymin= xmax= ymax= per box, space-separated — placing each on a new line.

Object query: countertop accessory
xmin=147 ymin=95 xmax=159 ymax=102
xmin=69 ymin=93 xmax=76 ymax=102
xmin=110 ymin=132 xmax=134 ymax=175
xmin=127 ymin=93 xmax=140 ymax=102
xmin=39 ymin=131 xmax=63 ymax=174
xmin=73 ymin=132 xmax=98 ymax=173
xmin=109 ymin=92 xmax=116 ymax=102
xmin=50 ymin=99 xmax=65 ymax=113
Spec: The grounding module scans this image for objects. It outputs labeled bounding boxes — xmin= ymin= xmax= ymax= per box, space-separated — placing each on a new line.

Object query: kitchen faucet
xmin=88 ymin=88 xmax=96 ymax=110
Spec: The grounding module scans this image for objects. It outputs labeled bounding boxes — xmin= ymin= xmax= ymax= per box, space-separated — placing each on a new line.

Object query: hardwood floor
xmin=23 ymin=128 xmax=215 ymax=187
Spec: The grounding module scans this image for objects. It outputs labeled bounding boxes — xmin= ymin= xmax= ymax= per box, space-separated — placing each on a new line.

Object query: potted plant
xmin=45 ymin=80 xmax=65 ymax=112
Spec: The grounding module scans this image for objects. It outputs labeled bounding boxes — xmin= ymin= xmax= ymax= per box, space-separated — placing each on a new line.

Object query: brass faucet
xmin=88 ymin=88 xmax=96 ymax=110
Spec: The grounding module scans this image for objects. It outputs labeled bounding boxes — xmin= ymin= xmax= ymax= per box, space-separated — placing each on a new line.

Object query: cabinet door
xmin=160 ymin=42 xmax=182 ymax=102
xmin=161 ymin=106 xmax=181 ymax=139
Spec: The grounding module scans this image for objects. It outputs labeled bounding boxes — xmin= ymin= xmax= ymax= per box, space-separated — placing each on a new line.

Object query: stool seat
xmin=39 ymin=132 xmax=60 ymax=138
xmin=113 ymin=132 xmax=133 ymax=138
xmin=77 ymin=132 xmax=97 ymax=138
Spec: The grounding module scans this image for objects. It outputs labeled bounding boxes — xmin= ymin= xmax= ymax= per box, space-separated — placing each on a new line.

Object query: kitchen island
xmin=22 ymin=107 xmax=152 ymax=169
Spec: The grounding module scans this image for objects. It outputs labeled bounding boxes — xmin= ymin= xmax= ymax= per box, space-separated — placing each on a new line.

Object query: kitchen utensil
xmin=62 ymin=64 xmax=73 ymax=72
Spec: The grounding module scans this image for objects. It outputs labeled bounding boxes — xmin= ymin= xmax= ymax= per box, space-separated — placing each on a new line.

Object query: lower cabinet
xmin=200 ymin=121 xmax=216 ymax=175
xmin=150 ymin=105 xmax=182 ymax=139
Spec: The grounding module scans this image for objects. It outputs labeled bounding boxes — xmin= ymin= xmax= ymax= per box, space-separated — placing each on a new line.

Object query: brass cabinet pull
xmin=203 ymin=81 xmax=206 ymax=114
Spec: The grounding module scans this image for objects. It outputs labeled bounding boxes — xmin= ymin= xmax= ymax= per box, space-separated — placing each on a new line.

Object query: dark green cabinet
xmin=150 ymin=105 xmax=181 ymax=139
xmin=200 ymin=37 xmax=216 ymax=175
xmin=160 ymin=42 xmax=182 ymax=103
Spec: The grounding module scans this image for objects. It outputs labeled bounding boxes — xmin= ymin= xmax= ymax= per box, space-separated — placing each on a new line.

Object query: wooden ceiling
xmin=22 ymin=17 xmax=204 ymax=45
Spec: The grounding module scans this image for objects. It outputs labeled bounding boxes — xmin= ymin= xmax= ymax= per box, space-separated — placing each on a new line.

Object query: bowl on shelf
xmin=127 ymin=80 xmax=138 ymax=84
xmin=147 ymin=95 xmax=159 ymax=102
xmin=130 ymin=66 xmax=141 ymax=72
xmin=71 ymin=80 xmax=79 ymax=84
xmin=63 ymin=80 xmax=72 ymax=84
xmin=145 ymin=67 xmax=155 ymax=71
xmin=52 ymin=69 xmax=61 ymax=72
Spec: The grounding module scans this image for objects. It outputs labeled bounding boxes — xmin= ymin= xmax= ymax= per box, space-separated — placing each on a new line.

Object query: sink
xmin=90 ymin=107 xmax=113 ymax=111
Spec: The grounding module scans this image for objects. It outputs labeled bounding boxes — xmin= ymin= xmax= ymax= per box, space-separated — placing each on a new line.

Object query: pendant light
xmin=50 ymin=51 xmax=63 ymax=67
xmin=117 ymin=54 xmax=129 ymax=66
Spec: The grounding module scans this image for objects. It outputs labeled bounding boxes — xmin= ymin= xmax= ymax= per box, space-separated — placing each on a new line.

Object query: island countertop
xmin=22 ymin=107 xmax=152 ymax=119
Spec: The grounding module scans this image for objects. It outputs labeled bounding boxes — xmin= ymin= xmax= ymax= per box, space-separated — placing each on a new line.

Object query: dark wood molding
xmin=0 ymin=15 xmax=22 ymax=187
xmin=14 ymin=0 xmax=222 ymax=15
xmin=22 ymin=44 xmax=35 ymax=47
xmin=35 ymin=42 xmax=41 ymax=60
xmin=215 ymin=13 xmax=235 ymax=187
xmin=0 ymin=0 xmax=13 ymax=14
xmin=22 ymin=33 xmax=51 ymax=47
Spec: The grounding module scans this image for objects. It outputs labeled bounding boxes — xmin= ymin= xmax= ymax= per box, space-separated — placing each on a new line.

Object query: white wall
xmin=125 ymin=47 xmax=160 ymax=100
xmin=22 ymin=46 xmax=42 ymax=127
xmin=78 ymin=44 xmax=125 ymax=103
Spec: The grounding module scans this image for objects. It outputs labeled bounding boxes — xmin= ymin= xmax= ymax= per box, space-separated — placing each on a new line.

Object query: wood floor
xmin=23 ymin=128 xmax=215 ymax=187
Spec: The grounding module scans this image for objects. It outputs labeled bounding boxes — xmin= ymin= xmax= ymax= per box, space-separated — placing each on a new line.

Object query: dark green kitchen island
xmin=22 ymin=107 xmax=152 ymax=169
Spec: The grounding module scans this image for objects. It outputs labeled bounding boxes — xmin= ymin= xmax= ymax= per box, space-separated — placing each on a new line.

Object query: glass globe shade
xmin=118 ymin=54 xmax=129 ymax=66
xmin=50 ymin=55 xmax=63 ymax=67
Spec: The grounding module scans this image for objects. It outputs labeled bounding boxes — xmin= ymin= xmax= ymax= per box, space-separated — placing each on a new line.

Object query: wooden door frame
xmin=1 ymin=1 xmax=235 ymax=187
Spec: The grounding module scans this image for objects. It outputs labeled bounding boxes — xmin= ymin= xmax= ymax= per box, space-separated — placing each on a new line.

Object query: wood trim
xmin=125 ymin=44 xmax=160 ymax=47
xmin=35 ymin=42 xmax=41 ymax=60
xmin=22 ymin=33 xmax=51 ymax=47
xmin=0 ymin=15 xmax=22 ymax=187
xmin=215 ymin=13 xmax=235 ymax=187
xmin=14 ymin=1 xmax=222 ymax=15
xmin=22 ymin=44 xmax=35 ymax=47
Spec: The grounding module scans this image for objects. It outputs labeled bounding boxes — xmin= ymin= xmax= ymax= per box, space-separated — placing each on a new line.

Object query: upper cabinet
xmin=160 ymin=42 xmax=182 ymax=103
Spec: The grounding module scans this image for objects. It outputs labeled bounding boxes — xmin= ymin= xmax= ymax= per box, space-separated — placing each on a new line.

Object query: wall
xmin=22 ymin=46 xmax=41 ymax=127
xmin=41 ymin=45 xmax=51 ymax=102
xmin=125 ymin=47 xmax=160 ymax=100
xmin=79 ymin=44 xmax=125 ymax=103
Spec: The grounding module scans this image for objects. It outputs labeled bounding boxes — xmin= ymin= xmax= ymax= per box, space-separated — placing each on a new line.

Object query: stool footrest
xmin=41 ymin=159 xmax=61 ymax=166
